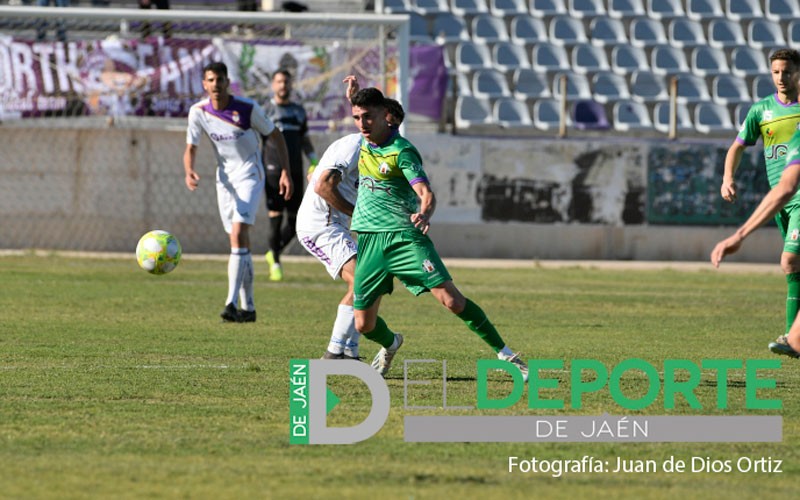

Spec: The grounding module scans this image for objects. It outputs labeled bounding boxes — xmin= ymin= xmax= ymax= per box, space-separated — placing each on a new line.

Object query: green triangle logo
xmin=326 ymin=387 xmax=340 ymax=415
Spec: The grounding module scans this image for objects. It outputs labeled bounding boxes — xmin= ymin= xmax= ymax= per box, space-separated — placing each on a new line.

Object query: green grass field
xmin=1 ymin=253 xmax=797 ymax=499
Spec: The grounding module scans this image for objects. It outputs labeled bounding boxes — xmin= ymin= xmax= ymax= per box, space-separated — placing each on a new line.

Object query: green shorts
xmin=776 ymin=204 xmax=800 ymax=254
xmin=353 ymin=230 xmax=452 ymax=310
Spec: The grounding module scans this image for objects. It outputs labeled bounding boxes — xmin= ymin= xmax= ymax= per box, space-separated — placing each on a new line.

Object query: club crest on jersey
xmin=422 ymin=259 xmax=435 ymax=272
xmin=232 ymin=111 xmax=240 ymax=123
xmin=379 ymin=162 xmax=391 ymax=175
xmin=792 ymin=229 xmax=799 ymax=241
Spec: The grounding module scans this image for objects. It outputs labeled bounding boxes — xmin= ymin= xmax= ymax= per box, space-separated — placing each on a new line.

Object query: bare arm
xmin=266 ymin=127 xmax=294 ymax=200
xmin=183 ymin=143 xmax=199 ymax=191
xmin=411 ymin=181 xmax=436 ymax=235
xmin=711 ymin=165 xmax=800 ymax=267
xmin=721 ymin=140 xmax=746 ymax=203
xmin=315 ymin=169 xmax=354 ymax=216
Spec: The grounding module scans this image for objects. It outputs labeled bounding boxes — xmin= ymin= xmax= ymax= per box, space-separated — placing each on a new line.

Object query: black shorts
xmin=265 ymin=172 xmax=304 ymax=213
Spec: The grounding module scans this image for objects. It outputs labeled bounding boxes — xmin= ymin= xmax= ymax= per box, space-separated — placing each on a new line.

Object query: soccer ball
xmin=136 ymin=230 xmax=182 ymax=275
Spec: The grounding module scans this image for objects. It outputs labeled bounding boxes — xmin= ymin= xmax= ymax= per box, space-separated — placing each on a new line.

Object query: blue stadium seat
xmin=529 ymin=0 xmax=567 ymax=16
xmin=450 ymin=0 xmax=489 ymax=15
xmin=471 ymin=14 xmax=509 ymax=43
xmin=472 ymin=69 xmax=512 ymax=98
xmin=408 ymin=12 xmax=433 ymax=43
xmin=766 ymin=0 xmax=800 ymax=21
xmin=686 ymin=0 xmax=725 ymax=20
xmin=552 ymin=71 xmax=593 ymax=100
xmin=493 ymin=97 xmax=533 ymax=127
xmin=432 ymin=13 xmax=470 ymax=44
xmin=607 ymin=0 xmax=645 ymax=19
xmin=592 ymin=71 xmax=631 ymax=103
xmin=532 ymin=99 xmax=569 ymax=130
xmin=691 ymin=46 xmax=730 ymax=76
xmin=454 ymin=41 xmax=493 ymax=72
xmin=589 ymin=16 xmax=628 ymax=47
xmin=708 ymin=18 xmax=747 ymax=48
xmin=611 ymin=45 xmax=650 ymax=74
xmin=734 ymin=103 xmax=751 ymax=128
xmin=568 ymin=0 xmax=607 ymax=18
xmin=675 ymin=74 xmax=712 ymax=104
xmin=653 ymin=102 xmax=693 ymax=133
xmin=383 ymin=0 xmax=413 ymax=13
xmin=668 ymin=18 xmax=707 ymax=48
xmin=492 ymin=41 xmax=531 ymax=70
xmin=455 ymin=96 xmax=492 ymax=128
xmin=646 ymin=0 xmax=685 ymax=19
xmin=413 ymin=0 xmax=450 ymax=15
xmin=650 ymin=45 xmax=690 ymax=75
xmin=613 ymin=100 xmax=653 ymax=131
xmin=725 ymin=0 xmax=763 ymax=21
xmin=549 ymin=15 xmax=589 ymax=46
xmin=489 ymin=0 xmax=528 ymax=17
xmin=571 ymin=43 xmax=611 ymax=74
xmin=510 ymin=15 xmax=548 ymax=45
xmin=694 ymin=102 xmax=733 ymax=134
xmin=751 ymin=74 xmax=775 ymax=100
xmin=629 ymin=70 xmax=669 ymax=102
xmin=629 ymin=17 xmax=668 ymax=47
xmin=730 ymin=46 xmax=768 ymax=77
xmin=512 ymin=68 xmax=552 ymax=100
xmin=747 ymin=19 xmax=787 ymax=49
xmin=712 ymin=74 xmax=750 ymax=104
xmin=531 ymin=43 xmax=571 ymax=72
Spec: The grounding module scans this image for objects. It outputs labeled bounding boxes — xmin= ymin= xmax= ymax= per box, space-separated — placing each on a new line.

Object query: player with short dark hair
xmin=184 ymin=62 xmax=292 ymax=322
xmin=721 ymin=48 xmax=800 ymax=338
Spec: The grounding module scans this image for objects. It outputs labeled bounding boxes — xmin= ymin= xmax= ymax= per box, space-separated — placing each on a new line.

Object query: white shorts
xmin=215 ymin=168 xmax=265 ymax=234
xmin=297 ymin=223 xmax=357 ymax=279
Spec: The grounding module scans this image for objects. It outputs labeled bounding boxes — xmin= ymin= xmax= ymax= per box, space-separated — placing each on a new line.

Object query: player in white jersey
xmin=184 ymin=62 xmax=292 ymax=323
xmin=296 ymin=76 xmax=404 ymax=359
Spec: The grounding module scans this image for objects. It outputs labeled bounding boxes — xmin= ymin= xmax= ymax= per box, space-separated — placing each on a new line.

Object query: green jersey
xmin=738 ymin=94 xmax=800 ymax=195
xmin=351 ymin=132 xmax=429 ymax=233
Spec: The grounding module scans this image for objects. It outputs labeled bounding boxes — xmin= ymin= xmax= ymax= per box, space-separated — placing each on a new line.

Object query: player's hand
xmin=720 ymin=180 xmax=737 ymax=202
xmin=279 ymin=170 xmax=294 ymax=200
xmin=343 ymin=75 xmax=360 ymax=101
xmin=411 ymin=213 xmax=430 ymax=235
xmin=710 ymin=234 xmax=743 ymax=268
xmin=185 ymin=171 xmax=200 ymax=191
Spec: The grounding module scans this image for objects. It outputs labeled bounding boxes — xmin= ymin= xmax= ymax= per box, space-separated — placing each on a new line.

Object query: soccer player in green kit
xmin=721 ymin=48 xmax=800 ymax=337
xmin=348 ymin=87 xmax=529 ymax=380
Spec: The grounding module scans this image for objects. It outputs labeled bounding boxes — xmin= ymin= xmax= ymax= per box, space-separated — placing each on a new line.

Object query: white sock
xmin=226 ymin=248 xmax=248 ymax=307
xmin=345 ymin=322 xmax=361 ymax=358
xmin=329 ymin=304 xmax=358 ymax=357
xmin=498 ymin=346 xmax=514 ymax=358
xmin=237 ymin=251 xmax=255 ymax=312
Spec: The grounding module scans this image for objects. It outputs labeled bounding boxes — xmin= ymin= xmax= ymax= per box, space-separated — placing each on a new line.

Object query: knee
xmin=355 ymin=315 xmax=376 ymax=334
xmin=439 ymin=292 xmax=466 ymax=314
xmin=782 ymin=253 xmax=800 ymax=274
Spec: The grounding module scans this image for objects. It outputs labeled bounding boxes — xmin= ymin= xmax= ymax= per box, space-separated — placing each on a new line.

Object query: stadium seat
xmin=667 ymin=18 xmax=706 ymax=48
xmin=611 ymin=45 xmax=650 ymax=74
xmin=690 ymin=46 xmax=730 ymax=77
xmin=489 ymin=0 xmax=528 ymax=17
xmin=512 ymin=68 xmax=552 ymax=100
xmin=646 ymin=0 xmax=685 ymax=19
xmin=531 ymin=43 xmax=570 ymax=73
xmin=552 ymin=71 xmax=593 ymax=100
xmin=529 ymin=0 xmax=567 ymax=16
xmin=724 ymin=0 xmax=763 ymax=21
xmin=471 ymin=69 xmax=512 ymax=98
xmin=568 ymin=0 xmax=606 ymax=18
xmin=571 ymin=43 xmax=610 ymax=74
xmin=510 ymin=15 xmax=548 ymax=45
xmin=675 ymin=74 xmax=712 ymax=104
xmin=712 ymin=74 xmax=750 ymax=104
xmin=451 ymin=72 xmax=473 ymax=97
xmin=383 ymin=0 xmax=413 ymax=13
xmin=708 ymin=18 xmax=747 ymax=48
xmin=734 ymin=103 xmax=751 ymax=127
xmin=454 ymin=41 xmax=493 ymax=72
xmin=471 ymin=14 xmax=509 ymax=44
xmin=532 ymin=99 xmax=569 ymax=130
xmin=607 ymin=0 xmax=645 ymax=19
xmin=730 ymin=46 xmax=769 ymax=77
xmin=747 ymin=19 xmax=787 ymax=49
xmin=686 ymin=0 xmax=725 ymax=20
xmin=413 ymin=0 xmax=450 ymax=15
xmin=629 ymin=17 xmax=668 ymax=47
xmin=650 ymin=45 xmax=690 ymax=75
xmin=572 ymin=99 xmax=611 ymax=130
xmin=789 ymin=20 xmax=800 ymax=46
xmin=454 ymin=95 xmax=492 ymax=128
xmin=493 ymin=97 xmax=533 ymax=127
xmin=766 ymin=0 xmax=800 ymax=22
xmin=751 ymin=74 xmax=775 ymax=100
xmin=653 ymin=102 xmax=693 ymax=133
xmin=450 ymin=0 xmax=489 ymax=16
xmin=613 ymin=100 xmax=653 ymax=131
xmin=629 ymin=70 xmax=669 ymax=102
xmin=549 ymin=15 xmax=589 ymax=46
xmin=694 ymin=102 xmax=734 ymax=134
xmin=589 ymin=16 xmax=628 ymax=47
xmin=432 ymin=13 xmax=470 ymax=44
xmin=492 ymin=42 xmax=531 ymax=71
xmin=408 ymin=12 xmax=433 ymax=43
xmin=592 ymin=71 xmax=631 ymax=103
